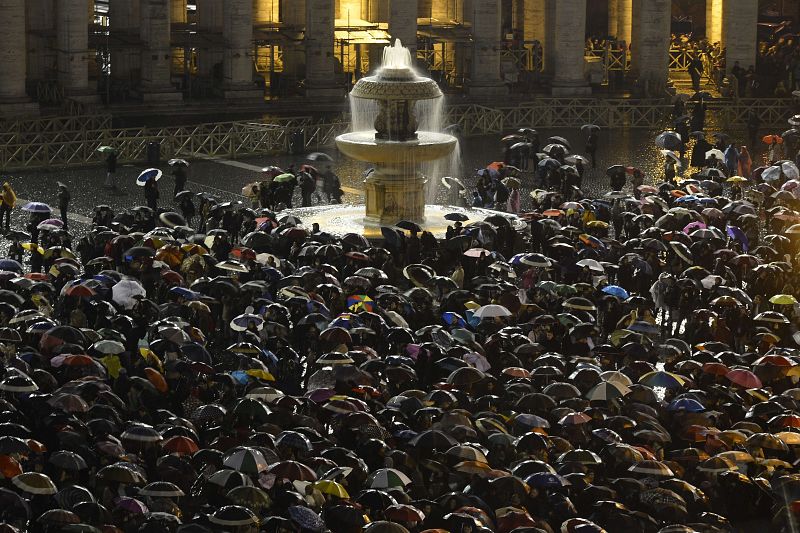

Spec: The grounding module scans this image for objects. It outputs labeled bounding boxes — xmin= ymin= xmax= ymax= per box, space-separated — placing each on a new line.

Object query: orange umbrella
xmin=763 ymin=134 xmax=784 ymax=144
xmin=162 ymin=436 xmax=199 ymax=455
xmin=0 ymin=455 xmax=22 ymax=478
xmin=144 ymin=367 xmax=168 ymax=393
xmin=487 ymin=161 xmax=506 ymax=171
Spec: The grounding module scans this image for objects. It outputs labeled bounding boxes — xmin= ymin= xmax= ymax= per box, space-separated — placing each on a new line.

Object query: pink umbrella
xmin=683 ymin=221 xmax=707 ymax=234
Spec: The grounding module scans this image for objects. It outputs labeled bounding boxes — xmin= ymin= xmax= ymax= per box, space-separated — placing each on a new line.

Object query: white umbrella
xmin=705 ymin=149 xmax=725 ymax=160
xmin=601 ymin=370 xmax=633 ymax=387
xmin=782 ymin=161 xmax=800 ymax=180
xmin=111 ymin=279 xmax=147 ymax=310
xmin=473 ymin=304 xmax=512 ymax=319
xmin=576 ymin=259 xmax=604 ymax=272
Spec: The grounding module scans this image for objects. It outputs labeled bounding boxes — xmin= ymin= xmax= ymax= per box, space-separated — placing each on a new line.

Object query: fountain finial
xmin=381 ymin=39 xmax=413 ymax=71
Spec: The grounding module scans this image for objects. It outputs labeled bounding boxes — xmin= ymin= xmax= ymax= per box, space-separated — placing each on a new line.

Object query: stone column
xmin=389 ymin=0 xmax=418 ymax=55
xmin=110 ymin=0 xmax=140 ymax=85
xmin=140 ymin=0 xmax=181 ymax=101
xmin=197 ymin=0 xmax=224 ymax=79
xmin=630 ymin=0 xmax=671 ymax=93
xmin=280 ymin=0 xmax=305 ymax=90
xmin=548 ymin=0 xmax=590 ymax=95
xmin=617 ymin=0 xmax=632 ymax=47
xmin=171 ymin=0 xmax=187 ymax=22
xmin=0 ymin=0 xmax=38 ymax=116
xmin=467 ymin=0 xmax=506 ymax=97
xmin=305 ymin=0 xmax=342 ymax=98
xmin=254 ymin=0 xmax=279 ymax=22
xmin=57 ymin=0 xmax=96 ymax=100
xmin=608 ymin=0 xmax=619 ymax=37
xmin=723 ymin=0 xmax=758 ymax=72
xmin=523 ymin=0 xmax=546 ymax=71
xmin=223 ymin=0 xmax=262 ymax=100
xmin=706 ymin=0 xmax=723 ymax=43
xmin=26 ymin=0 xmax=56 ymax=84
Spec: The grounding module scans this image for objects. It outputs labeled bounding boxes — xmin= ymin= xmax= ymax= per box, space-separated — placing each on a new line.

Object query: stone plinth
xmin=364 ymin=168 xmax=426 ymax=224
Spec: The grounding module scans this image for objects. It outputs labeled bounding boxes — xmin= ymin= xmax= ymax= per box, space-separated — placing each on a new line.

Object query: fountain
xmin=286 ymin=40 xmax=523 ymax=237
xmin=336 ymin=40 xmax=457 ymax=224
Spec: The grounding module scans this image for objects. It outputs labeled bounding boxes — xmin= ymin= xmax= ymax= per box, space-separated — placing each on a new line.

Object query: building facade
xmin=0 ymin=0 xmax=763 ymax=117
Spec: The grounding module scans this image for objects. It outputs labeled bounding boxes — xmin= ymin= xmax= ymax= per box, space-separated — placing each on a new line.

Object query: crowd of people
xmin=3 ymin=105 xmax=800 ymax=533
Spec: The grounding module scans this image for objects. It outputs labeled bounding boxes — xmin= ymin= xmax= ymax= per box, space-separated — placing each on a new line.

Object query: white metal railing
xmin=0 ymin=98 xmax=793 ymax=170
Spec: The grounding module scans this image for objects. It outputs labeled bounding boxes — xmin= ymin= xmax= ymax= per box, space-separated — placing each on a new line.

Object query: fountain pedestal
xmin=364 ymin=166 xmax=426 ymax=224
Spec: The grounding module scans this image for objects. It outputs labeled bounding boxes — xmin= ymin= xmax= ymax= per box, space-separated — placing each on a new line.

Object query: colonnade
xmin=0 ymin=0 xmax=764 ymax=117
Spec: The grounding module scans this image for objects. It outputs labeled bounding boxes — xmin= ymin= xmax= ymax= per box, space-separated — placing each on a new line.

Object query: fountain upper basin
xmin=336 ymin=131 xmax=458 ymax=164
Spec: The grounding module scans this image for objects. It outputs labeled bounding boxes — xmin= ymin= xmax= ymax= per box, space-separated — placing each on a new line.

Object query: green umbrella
xmin=273 ymin=173 xmax=295 ymax=183
xmin=96 ymin=146 xmax=116 ymax=153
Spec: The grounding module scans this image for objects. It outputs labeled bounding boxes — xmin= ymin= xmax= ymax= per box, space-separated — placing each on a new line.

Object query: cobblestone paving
xmin=4 ymin=125 xmax=759 ymax=252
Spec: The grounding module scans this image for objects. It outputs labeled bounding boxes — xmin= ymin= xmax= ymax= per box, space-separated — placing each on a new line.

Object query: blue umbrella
xmin=21 ymin=202 xmax=52 ymax=214
xmin=0 ymin=259 xmax=23 ymax=272
xmin=136 ymin=168 xmax=163 ymax=186
xmin=674 ymin=195 xmax=698 ymax=203
xmin=601 ymin=285 xmax=629 ymax=299
xmin=329 ymin=313 xmax=361 ymax=329
xmin=628 ymin=321 xmax=660 ymax=335
xmin=442 ymin=312 xmax=467 ymax=328
xmin=726 ymin=225 xmax=749 ymax=252
xmin=169 ymin=286 xmax=199 ymax=301
xmin=667 ymin=398 xmax=705 ymax=412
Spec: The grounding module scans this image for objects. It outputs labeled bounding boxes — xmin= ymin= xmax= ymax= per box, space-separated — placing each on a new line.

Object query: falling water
xmin=346 ymin=39 xmax=462 ymax=208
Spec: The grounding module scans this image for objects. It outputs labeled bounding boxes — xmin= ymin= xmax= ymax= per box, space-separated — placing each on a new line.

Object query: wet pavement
xmin=5 ymin=123 xmax=761 ymax=252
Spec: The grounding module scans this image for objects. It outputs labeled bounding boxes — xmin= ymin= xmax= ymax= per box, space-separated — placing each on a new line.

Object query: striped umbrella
xmin=12 ymin=472 xmax=57 ymax=495
xmin=223 ymin=447 xmax=268 ymax=474
xmin=366 ymin=468 xmax=412 ymax=489
xmin=226 ymin=486 xmax=272 ymax=510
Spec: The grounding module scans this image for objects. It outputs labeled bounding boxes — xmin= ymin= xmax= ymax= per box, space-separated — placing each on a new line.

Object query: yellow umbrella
xmin=245 ymin=369 xmax=275 ymax=382
xmin=776 ymin=431 xmax=800 ymax=445
xmin=314 ymin=480 xmax=349 ymax=499
xmin=715 ymin=450 xmax=754 ymax=463
xmin=586 ymin=220 xmax=609 ymax=228
xmin=726 ymin=176 xmax=748 ymax=183
xmin=21 ymin=243 xmax=44 ymax=255
xmin=770 ymin=294 xmax=797 ymax=305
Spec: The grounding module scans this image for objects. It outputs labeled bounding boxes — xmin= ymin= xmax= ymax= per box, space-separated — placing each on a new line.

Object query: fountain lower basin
xmin=284 ymin=204 xmax=526 ymax=239
xmin=336 ymin=131 xmax=458 ymax=164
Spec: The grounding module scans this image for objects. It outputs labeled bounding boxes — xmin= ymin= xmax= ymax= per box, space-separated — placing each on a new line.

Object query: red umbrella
xmin=64 ymin=285 xmax=95 ymax=298
xmin=726 ymin=368 xmax=762 ymax=389
xmin=162 ymin=436 xmax=199 ymax=455
xmin=268 ymin=460 xmax=317 ymax=481
xmin=384 ymin=504 xmax=425 ymax=523
xmin=702 ymin=362 xmax=730 ymax=376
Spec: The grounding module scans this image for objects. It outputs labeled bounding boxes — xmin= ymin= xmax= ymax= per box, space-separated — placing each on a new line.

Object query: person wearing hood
xmin=724 ymin=143 xmax=739 ymax=176
xmin=691 ymin=135 xmax=712 ymax=168
xmin=0 ymin=181 xmax=16 ymax=232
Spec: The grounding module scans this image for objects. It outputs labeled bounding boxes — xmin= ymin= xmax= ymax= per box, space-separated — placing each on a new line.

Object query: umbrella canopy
xmin=136 ymin=168 xmax=163 ymax=186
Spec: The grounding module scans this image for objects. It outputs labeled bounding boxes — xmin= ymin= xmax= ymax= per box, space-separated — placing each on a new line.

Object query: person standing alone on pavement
xmin=105 ymin=150 xmax=118 ymax=190
xmin=585 ymin=130 xmax=599 ymax=169
xmin=0 ymin=182 xmax=15 ymax=233
xmin=57 ymin=182 xmax=71 ymax=230
xmin=172 ymin=164 xmax=187 ymax=199
xmin=144 ymin=178 xmax=159 ymax=211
